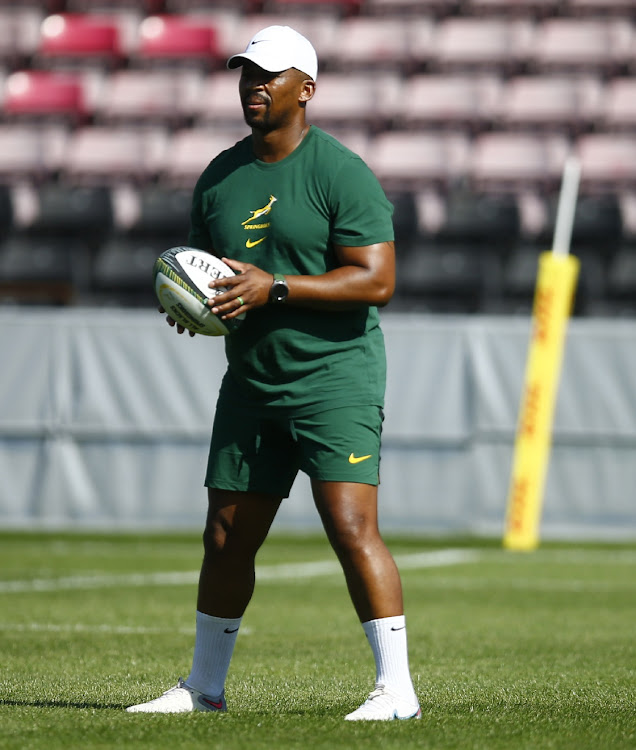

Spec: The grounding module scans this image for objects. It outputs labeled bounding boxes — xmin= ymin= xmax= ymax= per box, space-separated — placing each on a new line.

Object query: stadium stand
xmin=0 ymin=0 xmax=634 ymax=314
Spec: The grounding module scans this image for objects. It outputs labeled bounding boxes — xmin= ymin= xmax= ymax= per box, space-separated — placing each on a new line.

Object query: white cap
xmin=227 ymin=25 xmax=318 ymax=81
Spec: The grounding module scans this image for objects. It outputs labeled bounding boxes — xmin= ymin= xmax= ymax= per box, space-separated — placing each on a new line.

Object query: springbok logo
xmin=242 ymin=195 xmax=277 ymax=248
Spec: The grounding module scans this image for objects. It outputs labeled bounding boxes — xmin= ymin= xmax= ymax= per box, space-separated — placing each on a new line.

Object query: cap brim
xmin=226 ymin=53 xmax=286 ymax=73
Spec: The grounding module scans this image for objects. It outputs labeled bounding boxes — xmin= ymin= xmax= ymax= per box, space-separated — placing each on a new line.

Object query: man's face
xmin=238 ymin=61 xmax=310 ymax=131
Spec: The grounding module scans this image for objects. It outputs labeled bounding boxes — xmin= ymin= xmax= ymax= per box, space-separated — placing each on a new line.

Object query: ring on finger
xmin=236 ymin=295 xmax=244 ymax=307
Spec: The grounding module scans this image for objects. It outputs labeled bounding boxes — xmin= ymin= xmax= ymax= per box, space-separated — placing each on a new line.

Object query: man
xmin=127 ymin=25 xmax=420 ymax=722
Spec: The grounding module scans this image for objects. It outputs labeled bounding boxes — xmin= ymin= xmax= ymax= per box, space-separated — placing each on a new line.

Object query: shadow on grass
xmin=0 ymin=698 xmax=126 ymax=710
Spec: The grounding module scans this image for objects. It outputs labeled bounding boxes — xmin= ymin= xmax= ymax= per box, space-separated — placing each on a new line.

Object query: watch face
xmin=270 ymin=279 xmax=289 ymax=303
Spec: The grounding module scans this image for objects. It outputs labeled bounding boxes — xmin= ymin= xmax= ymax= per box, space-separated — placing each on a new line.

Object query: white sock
xmin=362 ymin=615 xmax=417 ymax=703
xmin=185 ymin=611 xmax=242 ymax=697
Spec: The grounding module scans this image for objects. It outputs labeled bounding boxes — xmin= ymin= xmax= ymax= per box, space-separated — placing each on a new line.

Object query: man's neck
xmin=251 ymin=121 xmax=310 ymax=163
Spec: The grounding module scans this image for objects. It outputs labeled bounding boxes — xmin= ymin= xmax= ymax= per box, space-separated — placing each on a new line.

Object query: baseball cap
xmin=227 ymin=25 xmax=318 ymax=81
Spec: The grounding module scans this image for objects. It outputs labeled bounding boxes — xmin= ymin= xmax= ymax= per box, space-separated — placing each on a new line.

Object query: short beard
xmin=243 ymin=107 xmax=272 ymax=132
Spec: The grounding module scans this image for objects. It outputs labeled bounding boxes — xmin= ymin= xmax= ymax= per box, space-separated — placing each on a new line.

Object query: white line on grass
xmin=0 ymin=548 xmax=479 ymax=594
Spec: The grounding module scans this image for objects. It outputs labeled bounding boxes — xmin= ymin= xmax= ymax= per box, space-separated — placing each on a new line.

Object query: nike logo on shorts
xmin=349 ymin=453 xmax=372 ymax=464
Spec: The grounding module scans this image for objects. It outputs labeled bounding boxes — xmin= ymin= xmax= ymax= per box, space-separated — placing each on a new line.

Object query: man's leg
xmin=311 ymin=479 xmax=420 ymax=721
xmin=126 ymin=488 xmax=281 ymax=714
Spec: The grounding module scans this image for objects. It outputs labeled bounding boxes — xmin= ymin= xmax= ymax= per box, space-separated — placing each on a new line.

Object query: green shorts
xmin=205 ymin=404 xmax=384 ymax=497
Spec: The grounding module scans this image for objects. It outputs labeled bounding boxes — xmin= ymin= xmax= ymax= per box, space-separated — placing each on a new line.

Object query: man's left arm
xmin=208 ymin=241 xmax=395 ymax=319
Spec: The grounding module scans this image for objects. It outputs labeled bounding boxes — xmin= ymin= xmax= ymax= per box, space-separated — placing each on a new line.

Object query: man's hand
xmin=207 ymin=257 xmax=272 ymax=320
xmin=158 ymin=306 xmax=196 ymax=337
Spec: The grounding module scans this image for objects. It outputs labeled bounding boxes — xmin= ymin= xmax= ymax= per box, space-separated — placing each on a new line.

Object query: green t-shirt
xmin=188 ymin=126 xmax=394 ymax=416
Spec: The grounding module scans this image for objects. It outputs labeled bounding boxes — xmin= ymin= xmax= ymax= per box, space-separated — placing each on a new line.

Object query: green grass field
xmin=0 ymin=532 xmax=634 ymax=750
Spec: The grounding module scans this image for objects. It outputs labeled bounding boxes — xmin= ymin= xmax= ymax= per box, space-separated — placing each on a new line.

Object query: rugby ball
xmin=153 ymin=247 xmax=245 ymax=336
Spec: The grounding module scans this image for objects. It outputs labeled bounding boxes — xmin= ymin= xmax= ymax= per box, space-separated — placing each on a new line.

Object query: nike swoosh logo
xmin=246 ymin=237 xmax=266 ymax=248
xmin=224 ymin=627 xmax=239 ymax=634
xmin=348 ymin=453 xmax=372 ymax=464
xmin=250 ymin=40 xmax=267 ymax=45
xmin=391 ymin=626 xmax=406 ymax=631
xmin=200 ymin=697 xmax=224 ymax=710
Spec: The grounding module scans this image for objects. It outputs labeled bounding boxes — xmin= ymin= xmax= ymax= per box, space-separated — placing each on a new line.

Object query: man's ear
xmin=299 ymin=79 xmax=316 ymax=103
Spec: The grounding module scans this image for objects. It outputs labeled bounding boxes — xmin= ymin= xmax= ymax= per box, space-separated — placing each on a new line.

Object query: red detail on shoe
xmin=201 ymin=698 xmax=224 ymax=710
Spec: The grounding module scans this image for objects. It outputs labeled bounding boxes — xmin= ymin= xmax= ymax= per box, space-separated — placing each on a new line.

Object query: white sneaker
xmin=126 ymin=678 xmax=227 ymax=714
xmin=345 ymin=685 xmax=421 ymax=721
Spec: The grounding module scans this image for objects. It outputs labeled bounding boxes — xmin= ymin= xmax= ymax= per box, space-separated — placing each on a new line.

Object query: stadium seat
xmin=95 ymin=69 xmax=201 ymax=125
xmin=383 ymin=190 xmax=418 ymax=246
xmin=498 ymin=75 xmax=600 ymax=132
xmin=0 ymin=236 xmax=77 ymax=305
xmin=396 ymin=242 xmax=489 ymax=313
xmin=19 ymin=184 xmax=113 ymax=245
xmin=37 ymin=13 xmax=124 ymax=65
xmin=601 ymin=78 xmax=636 ymax=131
xmin=605 ymin=245 xmax=636 ymax=301
xmin=0 ymin=124 xmax=67 ymax=181
xmin=618 ymin=190 xmax=636 ymax=242
xmin=161 ymin=127 xmax=248 ymax=186
xmin=307 ymin=72 xmax=401 ymax=131
xmin=430 ymin=18 xmax=533 ymax=72
xmin=396 ymin=74 xmax=501 ymax=131
xmin=0 ymin=184 xmax=12 ymax=242
xmin=542 ymin=192 xmax=623 ymax=260
xmin=366 ymin=131 xmax=470 ymax=189
xmin=137 ymin=14 xmax=223 ymax=65
xmin=469 ymin=132 xmax=569 ymax=191
xmin=93 ymin=237 xmax=158 ymax=290
xmin=333 ymin=18 xmax=411 ymax=71
xmin=120 ymin=184 xmax=192 ymax=243
xmin=529 ymin=18 xmax=630 ymax=72
xmin=576 ymin=134 xmax=636 ymax=189
xmin=501 ymin=243 xmax=541 ymax=301
xmin=436 ymin=189 xmax=521 ymax=251
xmin=62 ymin=126 xmax=169 ymax=184
xmin=194 ymin=72 xmax=252 ymax=125
xmin=3 ymin=70 xmax=87 ymax=122
xmin=0 ymin=8 xmax=43 ymax=65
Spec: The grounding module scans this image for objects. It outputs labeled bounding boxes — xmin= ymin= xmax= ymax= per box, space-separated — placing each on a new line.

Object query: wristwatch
xmin=269 ymin=273 xmax=289 ymax=304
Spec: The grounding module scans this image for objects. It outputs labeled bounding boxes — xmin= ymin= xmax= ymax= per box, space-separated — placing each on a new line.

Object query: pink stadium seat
xmin=469 ymin=132 xmax=569 ymax=190
xmin=431 ymin=18 xmax=533 ymax=71
xmin=0 ymin=124 xmax=68 ymax=180
xmin=62 ymin=126 xmax=168 ymax=183
xmin=3 ymin=70 xmax=86 ymax=121
xmin=0 ymin=8 xmax=44 ymax=63
xmin=137 ymin=14 xmax=223 ymax=64
xmin=397 ymin=74 xmax=501 ymax=130
xmin=601 ymin=78 xmax=636 ymax=131
xmin=38 ymin=13 xmax=123 ymax=64
xmin=365 ymin=131 xmax=470 ymax=189
xmin=334 ymin=18 xmax=411 ymax=70
xmin=530 ymin=18 xmax=629 ymax=71
xmin=193 ymin=72 xmax=246 ymax=124
xmin=576 ymin=134 xmax=636 ymax=188
xmin=498 ymin=75 xmax=601 ymax=131
xmin=308 ymin=72 xmax=401 ymax=130
xmin=95 ymin=69 xmax=201 ymax=124
xmin=161 ymin=127 xmax=249 ymax=186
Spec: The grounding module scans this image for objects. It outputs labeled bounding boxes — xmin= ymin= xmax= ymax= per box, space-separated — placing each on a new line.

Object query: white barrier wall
xmin=1 ymin=309 xmax=635 ymax=539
